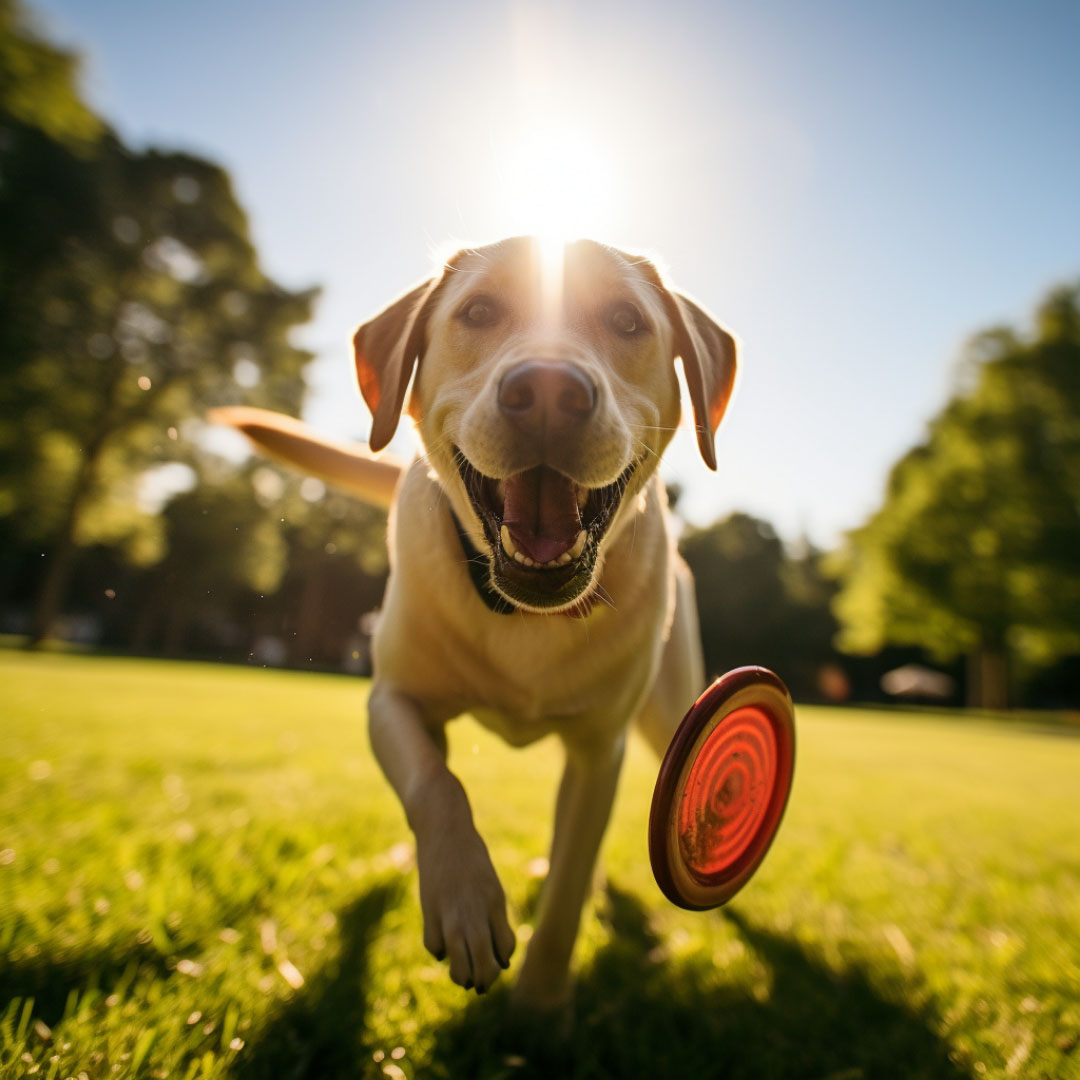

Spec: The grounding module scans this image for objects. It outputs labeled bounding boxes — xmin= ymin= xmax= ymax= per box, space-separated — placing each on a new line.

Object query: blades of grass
xmin=0 ymin=996 xmax=20 ymax=1039
xmin=0 ymin=914 xmax=17 ymax=953
xmin=76 ymin=986 xmax=100 ymax=1021
xmin=14 ymin=998 xmax=34 ymax=1044
xmin=111 ymin=958 xmax=141 ymax=1003
xmin=219 ymin=1004 xmax=238 ymax=1050
xmin=129 ymin=1029 xmax=157 ymax=1075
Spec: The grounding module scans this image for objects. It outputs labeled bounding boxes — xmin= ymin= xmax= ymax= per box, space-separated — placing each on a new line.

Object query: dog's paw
xmin=510 ymin=962 xmax=573 ymax=1015
xmin=509 ymin=968 xmax=575 ymax=1038
xmin=416 ymin=821 xmax=516 ymax=994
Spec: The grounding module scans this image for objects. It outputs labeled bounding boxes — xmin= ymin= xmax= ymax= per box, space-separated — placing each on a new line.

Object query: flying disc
xmin=649 ymin=667 xmax=795 ymax=910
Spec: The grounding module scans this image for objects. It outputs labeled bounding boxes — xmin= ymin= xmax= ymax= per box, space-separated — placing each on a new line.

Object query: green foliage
xmin=0 ymin=0 xmax=319 ymax=640
xmin=124 ymin=460 xmax=388 ymax=661
xmin=0 ymin=0 xmax=99 ymax=144
xmin=0 ymin=0 xmax=102 ymax=358
xmin=831 ymin=282 xmax=1080 ymax=686
xmin=2 ymin=650 xmax=1079 ymax=1077
xmin=679 ymin=513 xmax=837 ymax=697
xmin=0 ymin=129 xmax=318 ymax=546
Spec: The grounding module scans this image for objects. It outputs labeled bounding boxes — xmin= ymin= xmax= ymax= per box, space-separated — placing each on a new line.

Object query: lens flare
xmin=491 ymin=126 xmax=619 ymax=325
xmin=495 ymin=126 xmax=617 ymax=246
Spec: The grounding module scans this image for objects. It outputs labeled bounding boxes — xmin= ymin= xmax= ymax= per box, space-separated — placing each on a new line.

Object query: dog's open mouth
xmin=456 ymin=453 xmax=636 ymax=611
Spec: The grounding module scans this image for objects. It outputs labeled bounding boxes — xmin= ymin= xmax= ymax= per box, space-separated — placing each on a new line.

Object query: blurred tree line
xmin=829 ymin=285 xmax=1080 ymax=708
xmin=2 ymin=1 xmax=1077 ymax=706
xmin=0 ymin=0 xmax=388 ymax=664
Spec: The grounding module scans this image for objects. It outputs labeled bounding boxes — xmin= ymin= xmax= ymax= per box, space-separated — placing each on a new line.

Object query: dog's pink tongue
xmin=502 ymin=467 xmax=581 ymax=564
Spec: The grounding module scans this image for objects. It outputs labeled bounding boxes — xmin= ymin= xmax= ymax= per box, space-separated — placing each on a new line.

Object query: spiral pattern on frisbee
xmin=677 ymin=705 xmax=779 ymax=881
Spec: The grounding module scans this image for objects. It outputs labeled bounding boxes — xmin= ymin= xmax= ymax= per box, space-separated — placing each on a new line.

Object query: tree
xmin=0 ymin=1 xmax=317 ymax=642
xmin=127 ymin=460 xmax=388 ymax=665
xmin=830 ymin=283 xmax=1080 ymax=707
xmin=680 ymin=513 xmax=838 ymax=699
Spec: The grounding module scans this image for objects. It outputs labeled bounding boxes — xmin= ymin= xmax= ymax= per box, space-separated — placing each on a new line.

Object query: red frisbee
xmin=649 ymin=667 xmax=795 ymax=910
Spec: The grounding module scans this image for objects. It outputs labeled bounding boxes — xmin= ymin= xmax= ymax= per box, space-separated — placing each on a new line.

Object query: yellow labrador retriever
xmin=214 ymin=237 xmax=737 ymax=1009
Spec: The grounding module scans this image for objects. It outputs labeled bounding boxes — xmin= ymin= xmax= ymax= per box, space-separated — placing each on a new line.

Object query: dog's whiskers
xmin=633 ymin=438 xmax=661 ymax=462
xmin=590 ymin=582 xmax=618 ymax=612
xmin=422 ymin=432 xmax=459 ymax=458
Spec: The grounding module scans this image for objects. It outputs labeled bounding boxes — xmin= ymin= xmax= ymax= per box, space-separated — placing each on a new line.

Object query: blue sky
xmin=31 ymin=0 xmax=1080 ymax=544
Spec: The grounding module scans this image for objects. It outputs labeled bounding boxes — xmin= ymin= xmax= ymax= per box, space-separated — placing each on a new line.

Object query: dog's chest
xmin=440 ymin=600 xmax=665 ymax=743
xmin=375 ymin=585 xmax=662 ymax=745
xmin=462 ymin=613 xmax=658 ymax=745
xmin=378 ymin=464 xmax=673 ymax=742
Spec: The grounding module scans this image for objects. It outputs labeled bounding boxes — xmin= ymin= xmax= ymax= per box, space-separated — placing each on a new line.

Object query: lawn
xmin=1 ymin=650 xmax=1078 ymax=1080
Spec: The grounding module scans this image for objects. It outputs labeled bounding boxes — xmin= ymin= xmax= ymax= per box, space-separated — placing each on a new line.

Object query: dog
xmin=214 ymin=237 xmax=738 ymax=1010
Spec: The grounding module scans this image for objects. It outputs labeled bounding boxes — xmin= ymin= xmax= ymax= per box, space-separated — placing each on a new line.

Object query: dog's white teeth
xmin=500 ymin=524 xmax=519 ymax=559
xmin=503 ymin=527 xmax=582 ymax=568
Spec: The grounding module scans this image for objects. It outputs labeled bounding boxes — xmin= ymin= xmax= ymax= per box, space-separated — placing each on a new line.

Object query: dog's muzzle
xmin=455 ymin=454 xmax=636 ymax=613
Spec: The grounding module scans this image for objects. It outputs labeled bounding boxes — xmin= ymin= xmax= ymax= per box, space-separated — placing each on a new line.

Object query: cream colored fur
xmin=213 ymin=237 xmax=738 ymax=1011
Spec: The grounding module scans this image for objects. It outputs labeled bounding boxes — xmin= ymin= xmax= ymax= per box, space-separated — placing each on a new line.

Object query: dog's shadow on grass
xmin=431 ymin=883 xmax=971 ymax=1080
xmin=0 ymin=941 xmax=181 ymax=1027
xmin=230 ymin=880 xmax=402 ymax=1080
xmin=1 ymin=878 xmax=968 ymax=1079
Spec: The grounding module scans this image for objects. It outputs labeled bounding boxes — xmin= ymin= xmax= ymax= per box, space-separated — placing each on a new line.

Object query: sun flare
xmin=494 ymin=125 xmax=618 ymax=247
xmin=488 ymin=125 xmax=621 ymax=322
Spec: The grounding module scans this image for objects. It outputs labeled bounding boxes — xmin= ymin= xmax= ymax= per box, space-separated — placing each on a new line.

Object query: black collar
xmin=450 ymin=511 xmax=517 ymax=615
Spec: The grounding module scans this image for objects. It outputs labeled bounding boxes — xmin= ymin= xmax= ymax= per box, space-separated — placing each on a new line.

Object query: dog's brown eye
xmin=460 ymin=297 xmax=500 ymax=328
xmin=608 ymin=302 xmax=643 ymax=336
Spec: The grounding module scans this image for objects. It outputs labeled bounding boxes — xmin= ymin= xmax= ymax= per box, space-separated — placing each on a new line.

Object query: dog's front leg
xmin=367 ymin=682 xmax=516 ymax=993
xmin=513 ymin=734 xmax=626 ymax=1011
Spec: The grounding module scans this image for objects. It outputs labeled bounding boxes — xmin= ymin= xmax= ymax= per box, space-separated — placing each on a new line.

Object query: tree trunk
xmin=27 ymin=452 xmax=98 ymax=646
xmin=27 ymin=377 xmax=121 ymax=647
xmin=966 ymin=645 xmax=1009 ymax=710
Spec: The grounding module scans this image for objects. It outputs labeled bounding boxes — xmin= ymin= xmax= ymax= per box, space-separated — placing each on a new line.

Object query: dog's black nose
xmin=498 ymin=361 xmax=597 ymax=431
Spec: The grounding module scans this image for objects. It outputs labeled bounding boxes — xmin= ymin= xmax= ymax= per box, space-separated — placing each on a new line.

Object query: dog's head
xmin=355 ymin=237 xmax=738 ymax=613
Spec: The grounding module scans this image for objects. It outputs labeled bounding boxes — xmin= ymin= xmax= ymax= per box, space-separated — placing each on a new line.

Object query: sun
xmin=486 ymin=124 xmax=621 ymax=321
xmin=493 ymin=125 xmax=619 ymax=247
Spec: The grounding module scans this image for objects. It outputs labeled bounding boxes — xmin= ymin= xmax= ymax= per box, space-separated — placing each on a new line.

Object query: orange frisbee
xmin=649 ymin=667 xmax=796 ymax=910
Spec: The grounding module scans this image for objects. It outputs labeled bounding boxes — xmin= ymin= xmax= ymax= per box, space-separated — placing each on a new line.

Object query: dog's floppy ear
xmin=354 ymin=277 xmax=443 ymax=452
xmin=665 ymin=291 xmax=739 ymax=471
xmin=630 ymin=255 xmax=738 ymax=470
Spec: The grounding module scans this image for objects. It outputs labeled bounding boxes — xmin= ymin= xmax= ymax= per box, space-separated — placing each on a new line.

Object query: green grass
xmin=1 ymin=651 xmax=1078 ymax=1080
